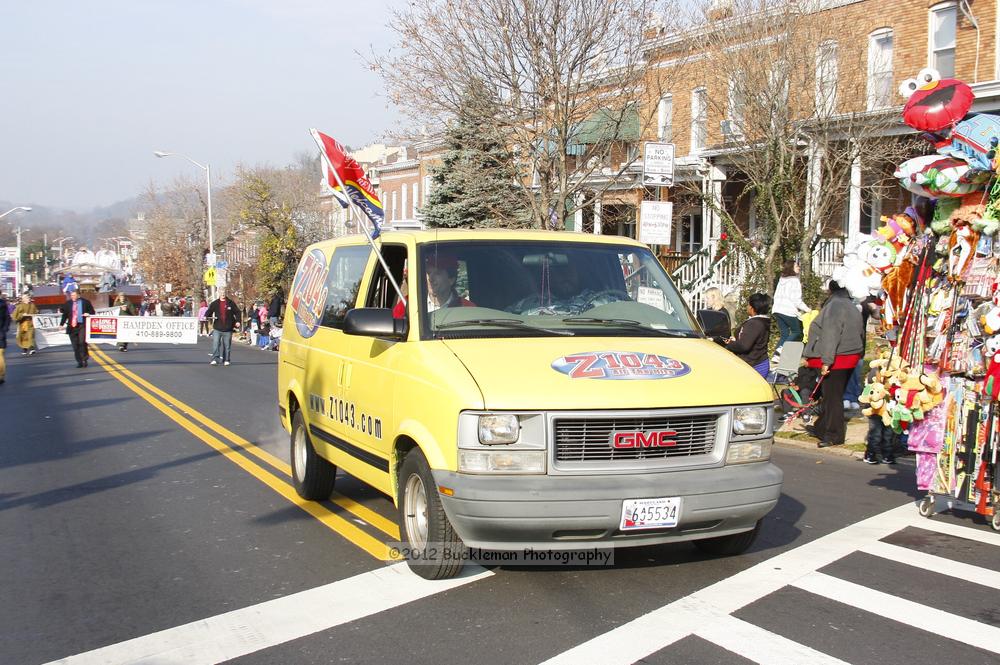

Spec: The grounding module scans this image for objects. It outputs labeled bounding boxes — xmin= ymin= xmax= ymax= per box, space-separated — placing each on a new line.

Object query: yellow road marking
xmin=91 ymin=348 xmax=400 ymax=560
xmin=92 ymin=347 xmax=400 ymax=540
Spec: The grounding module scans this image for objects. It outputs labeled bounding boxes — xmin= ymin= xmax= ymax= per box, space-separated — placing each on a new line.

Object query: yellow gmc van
xmin=278 ymin=230 xmax=782 ymax=579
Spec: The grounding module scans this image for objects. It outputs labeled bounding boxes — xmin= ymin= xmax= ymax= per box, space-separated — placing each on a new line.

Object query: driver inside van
xmin=426 ymin=253 xmax=475 ymax=312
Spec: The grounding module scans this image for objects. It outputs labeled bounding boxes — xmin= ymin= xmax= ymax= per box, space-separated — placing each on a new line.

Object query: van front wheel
xmin=291 ymin=411 xmax=337 ymax=500
xmin=693 ymin=520 xmax=761 ymax=556
xmin=398 ymin=450 xmax=466 ymax=580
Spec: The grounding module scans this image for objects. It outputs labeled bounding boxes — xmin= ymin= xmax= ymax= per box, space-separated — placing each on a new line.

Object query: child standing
xmin=859 ymin=355 xmax=897 ymax=465
xmin=725 ymin=293 xmax=773 ymax=378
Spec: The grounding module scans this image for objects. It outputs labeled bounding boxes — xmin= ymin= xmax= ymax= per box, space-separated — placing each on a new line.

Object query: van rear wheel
xmin=398 ymin=449 xmax=466 ymax=580
xmin=693 ymin=519 xmax=761 ymax=556
xmin=291 ymin=411 xmax=337 ymax=500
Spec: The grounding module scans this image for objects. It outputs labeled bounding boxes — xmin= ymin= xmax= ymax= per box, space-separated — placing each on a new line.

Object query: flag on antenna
xmin=311 ymin=129 xmax=384 ymax=239
xmin=322 ymin=160 xmax=350 ymax=209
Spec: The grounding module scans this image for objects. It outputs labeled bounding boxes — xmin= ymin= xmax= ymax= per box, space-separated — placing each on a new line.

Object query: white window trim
xmin=928 ymin=2 xmax=957 ymax=76
xmin=727 ymin=77 xmax=744 ymax=134
xmin=690 ymin=87 xmax=708 ymax=154
xmin=657 ymin=94 xmax=673 ymax=142
xmin=815 ymin=40 xmax=838 ymax=116
xmin=867 ymin=27 xmax=894 ymax=111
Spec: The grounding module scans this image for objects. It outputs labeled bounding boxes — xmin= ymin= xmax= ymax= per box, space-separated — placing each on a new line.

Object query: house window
xmin=676 ymin=212 xmax=703 ymax=254
xmin=423 ymin=175 xmax=432 ymax=205
xmin=867 ymin=28 xmax=894 ymax=110
xmin=657 ymin=94 xmax=673 ymax=141
xmin=930 ymin=3 xmax=957 ymax=78
xmin=815 ymin=41 xmax=838 ymax=116
xmin=391 ymin=190 xmax=398 ymax=221
xmin=727 ymin=76 xmax=745 ymax=134
xmin=690 ymin=87 xmax=708 ymax=153
xmin=412 ymin=182 xmax=419 ymax=216
xmin=401 ymin=182 xmax=408 ymax=219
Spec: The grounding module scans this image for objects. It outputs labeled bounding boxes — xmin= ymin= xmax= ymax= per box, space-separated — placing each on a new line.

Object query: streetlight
xmin=154 ymin=150 xmax=215 ymax=298
xmin=1 ymin=206 xmax=32 ymax=295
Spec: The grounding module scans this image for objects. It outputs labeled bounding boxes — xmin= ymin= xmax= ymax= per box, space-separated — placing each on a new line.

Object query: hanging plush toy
xmin=899 ymin=69 xmax=975 ymax=132
xmin=874 ymin=213 xmax=916 ymax=253
xmin=985 ymin=350 xmax=1000 ymax=399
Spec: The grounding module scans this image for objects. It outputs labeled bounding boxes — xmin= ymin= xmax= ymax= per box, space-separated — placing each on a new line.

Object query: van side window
xmin=320 ymin=245 xmax=371 ymax=329
xmin=364 ymin=245 xmax=408 ymax=311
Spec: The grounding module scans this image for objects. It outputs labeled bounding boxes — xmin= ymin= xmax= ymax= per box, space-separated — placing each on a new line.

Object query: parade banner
xmin=33 ymin=307 xmax=122 ymax=348
xmin=86 ymin=316 xmax=198 ymax=344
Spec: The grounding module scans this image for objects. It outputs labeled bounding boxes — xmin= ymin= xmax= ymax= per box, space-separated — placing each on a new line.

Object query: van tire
xmin=693 ymin=519 xmax=761 ymax=556
xmin=397 ymin=449 xmax=466 ymax=580
xmin=291 ymin=411 xmax=337 ymax=500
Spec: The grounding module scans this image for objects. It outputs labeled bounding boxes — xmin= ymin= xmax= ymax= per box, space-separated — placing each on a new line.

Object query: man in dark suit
xmin=60 ymin=290 xmax=96 ymax=368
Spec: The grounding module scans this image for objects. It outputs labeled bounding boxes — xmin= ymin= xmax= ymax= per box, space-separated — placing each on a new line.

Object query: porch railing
xmin=811 ymin=236 xmax=845 ymax=279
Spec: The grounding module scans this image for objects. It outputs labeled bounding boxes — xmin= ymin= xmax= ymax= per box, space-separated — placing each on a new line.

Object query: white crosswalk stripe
xmin=540 ymin=502 xmax=1000 ymax=665
xmin=46 ymin=564 xmax=492 ymax=665
xmin=860 ymin=539 xmax=1000 ymax=590
xmin=792 ymin=571 xmax=1000 ymax=655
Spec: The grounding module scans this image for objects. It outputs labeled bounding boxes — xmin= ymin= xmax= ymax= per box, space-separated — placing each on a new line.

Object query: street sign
xmin=204 ymin=267 xmax=217 ymax=286
xmin=206 ymin=252 xmax=217 ymax=267
xmin=639 ymin=201 xmax=673 ymax=245
xmin=642 ymin=142 xmax=675 ymax=187
xmin=164 ymin=282 xmax=173 ymax=293
xmin=215 ymin=260 xmax=228 ymax=270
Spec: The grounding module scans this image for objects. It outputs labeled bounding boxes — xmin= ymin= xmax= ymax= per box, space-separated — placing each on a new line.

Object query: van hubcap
xmin=293 ymin=427 xmax=307 ymax=480
xmin=404 ymin=474 xmax=429 ymax=547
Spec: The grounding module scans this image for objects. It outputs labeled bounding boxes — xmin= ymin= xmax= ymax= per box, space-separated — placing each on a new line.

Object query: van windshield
xmin=417 ymin=241 xmax=701 ymax=339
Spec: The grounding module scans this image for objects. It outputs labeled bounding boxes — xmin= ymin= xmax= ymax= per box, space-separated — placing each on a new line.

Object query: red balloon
xmin=903 ymin=79 xmax=975 ymax=132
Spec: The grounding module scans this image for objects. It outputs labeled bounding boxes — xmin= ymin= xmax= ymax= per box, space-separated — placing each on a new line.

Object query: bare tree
xmin=373 ymin=0 xmax=673 ymax=230
xmin=673 ymin=0 xmax=914 ymax=292
xmin=135 ymin=178 xmax=211 ymax=297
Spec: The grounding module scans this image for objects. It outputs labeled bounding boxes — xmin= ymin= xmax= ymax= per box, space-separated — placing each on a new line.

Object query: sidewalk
xmin=774 ymin=413 xmax=872 ymax=460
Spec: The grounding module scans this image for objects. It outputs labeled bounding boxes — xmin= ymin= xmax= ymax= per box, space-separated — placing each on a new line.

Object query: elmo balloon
xmin=900 ymin=68 xmax=974 ymax=132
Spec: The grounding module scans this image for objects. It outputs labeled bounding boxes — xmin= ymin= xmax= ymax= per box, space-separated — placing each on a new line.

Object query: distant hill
xmin=0 ymin=196 xmax=148 ymax=247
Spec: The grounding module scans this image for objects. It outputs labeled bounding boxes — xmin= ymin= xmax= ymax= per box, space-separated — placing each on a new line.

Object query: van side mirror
xmin=696 ymin=309 xmax=731 ymax=341
xmin=344 ymin=308 xmax=407 ymax=340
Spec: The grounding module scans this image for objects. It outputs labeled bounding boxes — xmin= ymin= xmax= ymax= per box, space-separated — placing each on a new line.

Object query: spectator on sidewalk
xmin=197 ymin=300 xmax=209 ymax=336
xmin=772 ymin=260 xmax=810 ymax=357
xmin=725 ymin=293 xmax=773 ymax=379
xmin=205 ymin=290 xmax=241 ymax=366
xmin=268 ymin=288 xmax=284 ymax=330
xmin=802 ymin=276 xmax=865 ymax=448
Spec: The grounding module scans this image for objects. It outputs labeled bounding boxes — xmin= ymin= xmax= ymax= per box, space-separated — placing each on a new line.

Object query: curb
xmin=774 ymin=434 xmax=865 ymax=460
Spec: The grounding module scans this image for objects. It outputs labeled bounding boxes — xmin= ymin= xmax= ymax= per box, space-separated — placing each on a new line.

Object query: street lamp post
xmin=154 ymin=150 xmax=215 ymax=299
xmin=1 ymin=206 xmax=32 ymax=295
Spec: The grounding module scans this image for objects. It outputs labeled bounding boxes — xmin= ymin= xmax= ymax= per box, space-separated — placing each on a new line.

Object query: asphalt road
xmin=1 ymin=337 xmax=997 ymax=665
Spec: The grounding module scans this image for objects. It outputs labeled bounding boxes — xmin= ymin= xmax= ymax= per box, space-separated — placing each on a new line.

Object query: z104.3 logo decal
xmin=289 ymin=248 xmax=330 ymax=338
xmin=552 ymin=352 xmax=691 ymax=380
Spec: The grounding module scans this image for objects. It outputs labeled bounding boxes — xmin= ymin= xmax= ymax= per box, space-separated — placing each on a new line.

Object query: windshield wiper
xmin=561 ymin=317 xmax=698 ymax=337
xmin=436 ymin=318 xmax=573 ymax=336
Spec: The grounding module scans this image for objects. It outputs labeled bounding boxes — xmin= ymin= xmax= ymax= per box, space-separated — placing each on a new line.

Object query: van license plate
xmin=620 ymin=497 xmax=681 ymax=530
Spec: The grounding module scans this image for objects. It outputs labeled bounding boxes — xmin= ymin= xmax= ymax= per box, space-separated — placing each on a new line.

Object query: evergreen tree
xmin=422 ymin=93 xmax=529 ymax=229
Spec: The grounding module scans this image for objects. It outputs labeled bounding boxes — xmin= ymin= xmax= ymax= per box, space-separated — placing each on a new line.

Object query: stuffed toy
xmin=985 ymin=351 xmax=1000 ymax=400
xmin=882 ymin=259 xmax=915 ymax=327
xmin=918 ymin=371 xmax=946 ymax=412
xmin=981 ymin=292 xmax=1000 ymax=335
xmin=948 ymin=223 xmax=979 ymax=279
xmin=932 ymin=197 xmax=963 ymax=235
xmin=874 ymin=213 xmax=916 ymax=253
xmin=859 ymin=381 xmax=889 ymax=419
xmin=837 ymin=234 xmax=885 ymax=299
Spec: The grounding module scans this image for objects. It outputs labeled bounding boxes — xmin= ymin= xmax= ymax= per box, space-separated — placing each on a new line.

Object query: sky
xmin=0 ymin=0 xmax=407 ymax=211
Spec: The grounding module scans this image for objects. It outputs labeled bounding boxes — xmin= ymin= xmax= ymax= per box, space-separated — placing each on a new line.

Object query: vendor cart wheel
xmin=991 ymin=510 xmax=1000 ymax=532
xmin=918 ymin=495 xmax=935 ymax=518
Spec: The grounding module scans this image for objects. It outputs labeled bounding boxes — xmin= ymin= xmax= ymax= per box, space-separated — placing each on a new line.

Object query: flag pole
xmin=309 ymin=129 xmax=407 ymax=309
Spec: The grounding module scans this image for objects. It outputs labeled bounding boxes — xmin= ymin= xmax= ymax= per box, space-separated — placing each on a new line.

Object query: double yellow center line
xmin=90 ymin=347 xmax=402 ymax=561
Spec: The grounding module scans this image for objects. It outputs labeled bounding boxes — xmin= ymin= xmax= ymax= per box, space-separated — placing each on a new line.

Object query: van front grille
xmin=553 ymin=414 xmax=718 ymax=463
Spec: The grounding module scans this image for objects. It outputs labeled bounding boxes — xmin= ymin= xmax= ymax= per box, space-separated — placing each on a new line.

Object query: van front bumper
xmin=432 ymin=462 xmax=782 ymax=550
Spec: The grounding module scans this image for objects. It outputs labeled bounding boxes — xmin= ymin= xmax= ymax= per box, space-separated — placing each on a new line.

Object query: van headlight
xmin=478 ymin=414 xmax=520 ymax=445
xmin=459 ymin=450 xmax=545 ymax=474
xmin=726 ymin=439 xmax=772 ymax=464
xmin=732 ymin=406 xmax=767 ymax=435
